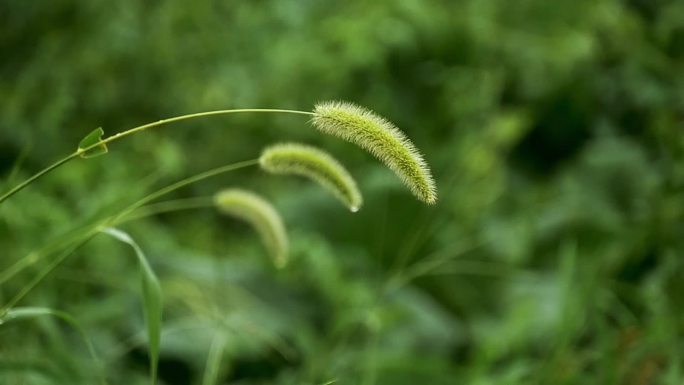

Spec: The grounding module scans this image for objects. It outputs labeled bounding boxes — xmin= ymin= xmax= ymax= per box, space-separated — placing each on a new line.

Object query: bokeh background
xmin=1 ymin=1 xmax=684 ymax=384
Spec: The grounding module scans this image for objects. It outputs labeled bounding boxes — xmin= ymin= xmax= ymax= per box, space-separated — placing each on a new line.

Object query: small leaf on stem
xmin=78 ymin=127 xmax=108 ymax=158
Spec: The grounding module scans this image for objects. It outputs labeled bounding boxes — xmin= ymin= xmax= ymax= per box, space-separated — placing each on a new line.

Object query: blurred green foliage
xmin=1 ymin=0 xmax=684 ymax=384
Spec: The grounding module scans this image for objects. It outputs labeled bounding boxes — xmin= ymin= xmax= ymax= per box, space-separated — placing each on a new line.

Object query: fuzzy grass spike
xmin=259 ymin=143 xmax=363 ymax=212
xmin=214 ymin=188 xmax=288 ymax=268
xmin=311 ymin=101 xmax=437 ymax=204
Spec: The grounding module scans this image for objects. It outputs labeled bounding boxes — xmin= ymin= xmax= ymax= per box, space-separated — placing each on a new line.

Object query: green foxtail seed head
xmin=214 ymin=188 xmax=288 ymax=268
xmin=259 ymin=143 xmax=363 ymax=212
xmin=311 ymin=101 xmax=437 ymax=204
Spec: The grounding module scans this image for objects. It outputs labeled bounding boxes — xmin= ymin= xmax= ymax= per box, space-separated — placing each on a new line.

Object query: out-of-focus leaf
xmin=201 ymin=334 xmax=226 ymax=385
xmin=102 ymin=227 xmax=162 ymax=385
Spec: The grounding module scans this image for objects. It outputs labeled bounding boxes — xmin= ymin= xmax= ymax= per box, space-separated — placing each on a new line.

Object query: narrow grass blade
xmin=102 ymin=227 xmax=162 ymax=385
xmin=201 ymin=334 xmax=226 ymax=385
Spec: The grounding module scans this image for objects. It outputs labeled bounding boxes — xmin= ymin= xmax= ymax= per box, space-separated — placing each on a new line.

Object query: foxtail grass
xmin=311 ymin=101 xmax=437 ymax=204
xmin=214 ymin=188 xmax=289 ymax=268
xmin=1 ymin=101 xmax=439 ymax=384
xmin=259 ymin=143 xmax=362 ymax=212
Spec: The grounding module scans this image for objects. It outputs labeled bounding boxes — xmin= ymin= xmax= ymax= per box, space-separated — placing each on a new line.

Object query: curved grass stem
xmin=117 ymin=196 xmax=215 ymax=223
xmin=0 ymin=152 xmax=80 ymax=205
xmin=0 ymin=108 xmax=313 ymax=205
xmin=109 ymin=158 xmax=259 ymax=223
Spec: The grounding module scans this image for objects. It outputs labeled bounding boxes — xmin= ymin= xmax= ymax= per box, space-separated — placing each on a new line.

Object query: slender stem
xmin=0 ymin=220 xmax=97 ymax=285
xmin=96 ymin=109 xmax=313 ymax=149
xmin=0 ymin=108 xmax=313 ymax=204
xmin=1 ymin=235 xmax=95 ymax=316
xmin=0 ymin=153 xmax=80 ymax=204
xmin=117 ymin=197 xmax=215 ymax=223
xmin=109 ymin=158 xmax=259 ymax=223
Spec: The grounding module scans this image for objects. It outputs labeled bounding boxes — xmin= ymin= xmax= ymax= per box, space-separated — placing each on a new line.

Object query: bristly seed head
xmin=213 ymin=188 xmax=288 ymax=268
xmin=259 ymin=143 xmax=363 ymax=212
xmin=311 ymin=101 xmax=437 ymax=204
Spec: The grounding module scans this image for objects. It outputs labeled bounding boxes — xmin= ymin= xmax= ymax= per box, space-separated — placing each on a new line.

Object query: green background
xmin=1 ymin=0 xmax=683 ymax=384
